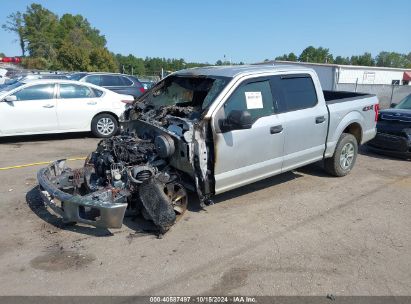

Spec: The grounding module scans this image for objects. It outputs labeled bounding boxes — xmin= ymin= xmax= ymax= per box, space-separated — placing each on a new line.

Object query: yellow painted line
xmin=0 ymin=157 xmax=87 ymax=171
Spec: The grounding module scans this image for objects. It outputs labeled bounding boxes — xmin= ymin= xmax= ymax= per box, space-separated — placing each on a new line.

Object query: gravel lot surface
xmin=0 ymin=133 xmax=410 ymax=296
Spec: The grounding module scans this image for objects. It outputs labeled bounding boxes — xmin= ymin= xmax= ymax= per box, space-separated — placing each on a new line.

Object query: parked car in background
xmin=69 ymin=72 xmax=145 ymax=99
xmin=140 ymin=80 xmax=156 ymax=90
xmin=0 ymin=73 xmax=69 ymax=91
xmin=368 ymin=94 xmax=411 ymax=159
xmin=0 ymin=79 xmax=134 ymax=138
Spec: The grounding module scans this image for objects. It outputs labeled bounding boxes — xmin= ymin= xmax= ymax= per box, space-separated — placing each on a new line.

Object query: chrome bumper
xmin=37 ymin=160 xmax=128 ymax=229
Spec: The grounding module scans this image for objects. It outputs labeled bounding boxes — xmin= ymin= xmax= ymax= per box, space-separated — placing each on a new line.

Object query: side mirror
xmin=220 ymin=110 xmax=253 ymax=132
xmin=3 ymin=95 xmax=17 ymax=102
xmin=390 ymin=103 xmax=397 ymax=108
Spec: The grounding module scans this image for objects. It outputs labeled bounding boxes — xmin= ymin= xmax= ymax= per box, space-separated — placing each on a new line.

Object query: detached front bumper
xmin=367 ymin=132 xmax=411 ymax=159
xmin=37 ymin=160 xmax=128 ymax=229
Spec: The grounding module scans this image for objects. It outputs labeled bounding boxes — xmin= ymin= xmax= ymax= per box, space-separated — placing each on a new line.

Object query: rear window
xmin=59 ymin=84 xmax=95 ymax=99
xmin=280 ymin=76 xmax=317 ymax=111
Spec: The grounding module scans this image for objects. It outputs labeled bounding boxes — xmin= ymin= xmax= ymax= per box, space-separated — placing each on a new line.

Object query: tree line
xmin=274 ymin=46 xmax=411 ymax=68
xmin=2 ymin=3 xmax=410 ymax=75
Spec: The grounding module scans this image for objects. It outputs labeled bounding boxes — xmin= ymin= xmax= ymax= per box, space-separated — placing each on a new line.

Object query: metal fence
xmin=336 ymin=83 xmax=411 ymax=109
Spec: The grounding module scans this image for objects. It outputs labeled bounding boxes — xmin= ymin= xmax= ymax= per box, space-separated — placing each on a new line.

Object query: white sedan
xmin=0 ymin=79 xmax=134 ymax=138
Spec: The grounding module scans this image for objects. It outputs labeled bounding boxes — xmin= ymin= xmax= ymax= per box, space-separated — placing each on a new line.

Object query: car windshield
xmin=139 ymin=75 xmax=231 ymax=111
xmin=395 ymin=95 xmax=411 ymax=110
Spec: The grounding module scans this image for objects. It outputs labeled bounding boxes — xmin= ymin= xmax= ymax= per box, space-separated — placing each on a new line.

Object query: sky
xmin=0 ymin=0 xmax=410 ymax=64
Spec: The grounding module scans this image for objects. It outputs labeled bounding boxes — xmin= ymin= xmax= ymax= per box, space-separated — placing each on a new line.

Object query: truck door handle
xmin=42 ymin=104 xmax=54 ymax=108
xmin=315 ymin=116 xmax=326 ymax=124
xmin=270 ymin=125 xmax=283 ymax=134
xmin=87 ymin=102 xmax=97 ymax=105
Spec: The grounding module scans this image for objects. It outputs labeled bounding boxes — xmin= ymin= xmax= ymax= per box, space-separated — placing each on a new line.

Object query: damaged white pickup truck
xmin=37 ymin=65 xmax=379 ymax=233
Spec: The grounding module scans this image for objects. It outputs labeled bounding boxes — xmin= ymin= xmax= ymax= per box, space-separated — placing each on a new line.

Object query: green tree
xmin=116 ymin=54 xmax=146 ymax=75
xmin=89 ymin=48 xmax=118 ymax=72
xmin=0 ymin=52 xmax=5 ymax=57
xmin=275 ymin=52 xmax=297 ymax=61
xmin=334 ymin=56 xmax=350 ymax=65
xmin=22 ymin=57 xmax=49 ymax=69
xmin=23 ymin=3 xmax=59 ymax=62
xmin=299 ymin=46 xmax=333 ymax=63
xmin=376 ymin=51 xmax=409 ymax=68
xmin=56 ymin=40 xmax=91 ymax=71
xmin=2 ymin=11 xmax=26 ymax=56
xmin=56 ymin=14 xmax=106 ymax=49
xmin=350 ymin=52 xmax=374 ymax=66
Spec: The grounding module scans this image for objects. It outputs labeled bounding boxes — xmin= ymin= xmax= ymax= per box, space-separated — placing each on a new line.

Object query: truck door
xmin=272 ymin=74 xmax=328 ymax=171
xmin=212 ymin=77 xmax=284 ymax=194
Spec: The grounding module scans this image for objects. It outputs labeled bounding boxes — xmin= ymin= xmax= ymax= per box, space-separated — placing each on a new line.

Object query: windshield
xmin=139 ymin=75 xmax=231 ymax=111
xmin=395 ymin=94 xmax=411 ymax=110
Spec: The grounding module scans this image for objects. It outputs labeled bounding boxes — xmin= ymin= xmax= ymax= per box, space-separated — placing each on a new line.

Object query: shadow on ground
xmin=359 ymin=145 xmax=410 ymax=161
xmin=26 ymin=186 xmax=157 ymax=238
xmin=0 ymin=132 xmax=93 ymax=144
xmin=25 ymin=165 xmax=327 ymax=237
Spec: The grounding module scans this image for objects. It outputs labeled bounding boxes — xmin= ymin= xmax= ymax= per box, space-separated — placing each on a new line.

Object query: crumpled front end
xmin=38 ymin=159 xmax=129 ymax=228
xmin=36 ymin=116 xmax=199 ymax=233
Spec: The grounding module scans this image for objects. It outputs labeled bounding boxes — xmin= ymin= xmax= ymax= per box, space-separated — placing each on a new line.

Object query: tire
xmin=91 ymin=113 xmax=118 ymax=138
xmin=325 ymin=133 xmax=358 ymax=177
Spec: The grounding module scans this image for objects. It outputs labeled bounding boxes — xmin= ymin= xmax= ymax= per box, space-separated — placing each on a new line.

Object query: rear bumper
xmin=37 ymin=160 xmax=128 ymax=228
xmin=367 ymin=132 xmax=411 ymax=159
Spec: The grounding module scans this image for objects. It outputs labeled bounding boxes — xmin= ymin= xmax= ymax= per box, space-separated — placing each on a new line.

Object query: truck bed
xmin=323 ymin=90 xmax=374 ymax=105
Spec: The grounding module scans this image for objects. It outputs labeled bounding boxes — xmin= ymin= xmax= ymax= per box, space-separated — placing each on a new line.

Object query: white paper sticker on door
xmin=245 ymin=92 xmax=263 ymax=109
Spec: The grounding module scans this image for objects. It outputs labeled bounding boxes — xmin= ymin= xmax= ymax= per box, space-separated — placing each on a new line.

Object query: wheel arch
xmin=91 ymin=111 xmax=119 ymax=128
xmin=325 ymin=111 xmax=364 ymax=158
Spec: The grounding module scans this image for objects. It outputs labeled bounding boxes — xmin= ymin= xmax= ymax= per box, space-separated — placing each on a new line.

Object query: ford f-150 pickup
xmin=37 ymin=65 xmax=379 ymax=233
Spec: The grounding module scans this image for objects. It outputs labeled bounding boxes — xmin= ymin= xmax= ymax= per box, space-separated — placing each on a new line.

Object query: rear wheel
xmin=91 ymin=113 xmax=118 ymax=138
xmin=325 ymin=133 xmax=358 ymax=177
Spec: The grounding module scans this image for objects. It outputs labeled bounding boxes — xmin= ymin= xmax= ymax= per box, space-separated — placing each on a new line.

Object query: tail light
xmin=121 ymin=99 xmax=133 ymax=104
xmin=139 ymin=87 xmax=146 ymax=94
xmin=374 ymin=104 xmax=379 ymax=122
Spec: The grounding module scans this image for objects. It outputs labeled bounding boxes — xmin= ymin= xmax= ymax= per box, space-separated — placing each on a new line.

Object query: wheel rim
xmin=339 ymin=142 xmax=355 ymax=170
xmin=164 ymin=183 xmax=188 ymax=221
xmin=96 ymin=117 xmax=115 ymax=136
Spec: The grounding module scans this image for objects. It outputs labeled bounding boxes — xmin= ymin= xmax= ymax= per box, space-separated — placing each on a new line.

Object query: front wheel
xmin=91 ymin=113 xmax=118 ymax=138
xmin=325 ymin=133 xmax=358 ymax=177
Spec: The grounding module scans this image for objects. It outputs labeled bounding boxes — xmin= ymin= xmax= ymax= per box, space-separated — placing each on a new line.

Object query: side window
xmin=120 ymin=76 xmax=133 ymax=86
xmin=85 ymin=75 xmax=101 ymax=86
xmin=280 ymin=76 xmax=317 ymax=111
xmin=13 ymin=84 xmax=55 ymax=101
xmin=223 ymin=80 xmax=274 ymax=121
xmin=59 ymin=84 xmax=95 ymax=99
xmin=100 ymin=75 xmax=123 ymax=86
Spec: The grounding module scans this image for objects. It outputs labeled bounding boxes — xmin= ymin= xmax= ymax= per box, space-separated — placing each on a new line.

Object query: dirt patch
xmin=205 ymin=267 xmax=250 ymax=295
xmin=30 ymin=251 xmax=95 ymax=271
